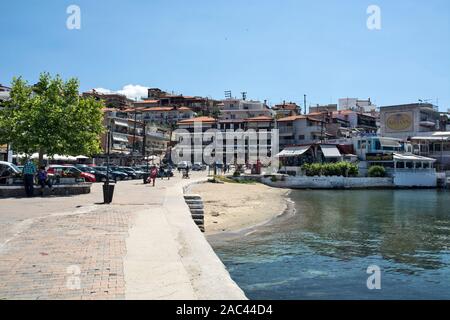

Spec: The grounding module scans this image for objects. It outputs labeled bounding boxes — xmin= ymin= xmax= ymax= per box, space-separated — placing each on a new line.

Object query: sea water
xmin=210 ymin=189 xmax=450 ymax=299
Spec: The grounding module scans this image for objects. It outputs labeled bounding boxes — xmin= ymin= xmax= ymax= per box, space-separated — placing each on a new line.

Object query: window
xmin=298 ymin=135 xmax=305 ymax=140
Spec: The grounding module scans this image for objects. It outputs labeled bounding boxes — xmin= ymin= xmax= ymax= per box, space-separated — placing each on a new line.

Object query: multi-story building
xmin=309 ymin=104 xmax=338 ymax=114
xmin=339 ymin=97 xmax=377 ymax=113
xmin=100 ymin=108 xmax=169 ymax=164
xmin=144 ymin=88 xmax=218 ymax=114
xmin=410 ymin=132 xmax=450 ymax=170
xmin=332 ymin=110 xmax=377 ymax=134
xmin=83 ymin=90 xmax=134 ymax=110
xmin=276 ymin=115 xmax=328 ymax=148
xmin=379 ymin=103 xmax=441 ymax=140
xmin=219 ymin=99 xmax=275 ymax=120
xmin=137 ymin=106 xmax=195 ymax=127
xmin=272 ymin=102 xmax=300 ymax=118
xmin=174 ymin=116 xmax=275 ymax=165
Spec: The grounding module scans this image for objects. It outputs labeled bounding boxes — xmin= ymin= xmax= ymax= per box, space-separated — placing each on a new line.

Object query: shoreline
xmin=207 ymin=194 xmax=296 ymax=243
xmin=189 ymin=180 xmax=296 ymax=240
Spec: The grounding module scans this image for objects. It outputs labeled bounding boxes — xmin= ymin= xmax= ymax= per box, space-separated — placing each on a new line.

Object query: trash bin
xmin=103 ymin=183 xmax=115 ymax=204
xmin=143 ymin=173 xmax=150 ymax=184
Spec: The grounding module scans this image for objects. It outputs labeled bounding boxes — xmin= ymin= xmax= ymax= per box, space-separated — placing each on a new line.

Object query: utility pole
xmin=304 ymin=94 xmax=307 ymax=115
xmin=142 ymin=120 xmax=147 ymax=157
xmin=132 ymin=104 xmax=138 ymax=158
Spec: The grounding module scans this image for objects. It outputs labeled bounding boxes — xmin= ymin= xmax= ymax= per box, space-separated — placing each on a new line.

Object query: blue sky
xmin=1 ymin=0 xmax=449 ymax=110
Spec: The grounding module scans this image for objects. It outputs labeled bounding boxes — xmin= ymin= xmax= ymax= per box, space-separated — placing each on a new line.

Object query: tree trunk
xmin=38 ymin=148 xmax=44 ymax=166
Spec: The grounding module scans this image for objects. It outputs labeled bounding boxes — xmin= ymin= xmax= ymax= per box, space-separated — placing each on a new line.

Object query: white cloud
xmin=93 ymin=84 xmax=148 ymax=100
xmin=93 ymin=87 xmax=113 ymax=94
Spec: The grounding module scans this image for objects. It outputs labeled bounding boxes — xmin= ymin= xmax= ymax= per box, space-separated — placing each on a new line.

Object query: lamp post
xmin=103 ymin=123 xmax=115 ymax=204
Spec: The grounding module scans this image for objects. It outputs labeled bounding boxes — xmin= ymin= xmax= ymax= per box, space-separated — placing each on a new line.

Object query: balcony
xmin=278 ymin=127 xmax=294 ymax=137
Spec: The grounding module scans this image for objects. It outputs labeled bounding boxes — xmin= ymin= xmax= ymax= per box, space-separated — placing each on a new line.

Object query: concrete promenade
xmin=0 ymin=172 xmax=246 ymax=300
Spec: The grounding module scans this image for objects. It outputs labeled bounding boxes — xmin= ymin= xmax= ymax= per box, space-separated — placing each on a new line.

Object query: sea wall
xmin=260 ymin=175 xmax=393 ymax=189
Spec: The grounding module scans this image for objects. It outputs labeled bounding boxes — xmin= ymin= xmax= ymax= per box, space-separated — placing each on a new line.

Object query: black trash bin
xmin=103 ymin=183 xmax=115 ymax=204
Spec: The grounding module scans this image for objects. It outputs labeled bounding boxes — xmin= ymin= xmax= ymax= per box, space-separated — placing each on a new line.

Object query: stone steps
xmin=184 ymin=194 xmax=205 ymax=232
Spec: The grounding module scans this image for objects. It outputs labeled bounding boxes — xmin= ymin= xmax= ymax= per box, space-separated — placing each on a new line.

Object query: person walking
xmin=22 ymin=159 xmax=37 ymax=197
xmin=37 ymin=166 xmax=53 ymax=194
xmin=147 ymin=166 xmax=158 ymax=187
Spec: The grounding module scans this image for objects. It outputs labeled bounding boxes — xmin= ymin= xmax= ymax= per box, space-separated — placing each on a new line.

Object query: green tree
xmin=0 ymin=73 xmax=105 ymax=164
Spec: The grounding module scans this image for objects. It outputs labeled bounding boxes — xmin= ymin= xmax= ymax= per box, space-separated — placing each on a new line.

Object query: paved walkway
xmin=0 ymin=173 xmax=246 ymax=300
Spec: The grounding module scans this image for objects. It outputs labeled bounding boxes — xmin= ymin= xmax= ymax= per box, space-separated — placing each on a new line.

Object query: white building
xmin=339 ymin=98 xmax=377 ymax=113
xmin=276 ymin=115 xmax=327 ymax=148
xmin=379 ymin=103 xmax=440 ymax=140
xmin=219 ymin=99 xmax=274 ymax=120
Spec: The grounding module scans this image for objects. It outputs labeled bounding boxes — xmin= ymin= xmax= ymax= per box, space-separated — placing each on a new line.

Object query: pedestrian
xmin=148 ymin=166 xmax=158 ymax=187
xmin=22 ymin=159 xmax=37 ymax=197
xmin=37 ymin=166 xmax=53 ymax=194
xmin=159 ymin=166 xmax=165 ymax=180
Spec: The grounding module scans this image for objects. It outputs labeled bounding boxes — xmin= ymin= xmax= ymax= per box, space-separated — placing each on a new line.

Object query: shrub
xmin=368 ymin=165 xmax=386 ymax=177
xmin=301 ymin=162 xmax=359 ymax=177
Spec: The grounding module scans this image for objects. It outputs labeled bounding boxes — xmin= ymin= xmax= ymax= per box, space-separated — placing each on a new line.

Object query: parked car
xmin=110 ymin=167 xmax=133 ymax=180
xmin=119 ymin=167 xmax=142 ymax=179
xmin=95 ymin=166 xmax=128 ymax=181
xmin=129 ymin=167 xmax=145 ymax=179
xmin=0 ymin=161 xmax=21 ymax=185
xmin=192 ymin=162 xmax=206 ymax=171
xmin=47 ymin=165 xmax=96 ymax=183
xmin=76 ymin=166 xmax=111 ymax=182
xmin=177 ymin=161 xmax=192 ymax=172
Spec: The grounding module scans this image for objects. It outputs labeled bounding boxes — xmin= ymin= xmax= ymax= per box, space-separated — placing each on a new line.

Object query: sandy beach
xmin=190 ymin=180 xmax=291 ymax=235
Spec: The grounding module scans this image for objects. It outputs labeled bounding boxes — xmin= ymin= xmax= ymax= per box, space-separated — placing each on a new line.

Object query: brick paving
xmin=0 ymin=206 xmax=132 ymax=300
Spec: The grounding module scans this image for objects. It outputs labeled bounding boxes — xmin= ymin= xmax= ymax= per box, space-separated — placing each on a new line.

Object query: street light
xmin=103 ymin=124 xmax=115 ymax=204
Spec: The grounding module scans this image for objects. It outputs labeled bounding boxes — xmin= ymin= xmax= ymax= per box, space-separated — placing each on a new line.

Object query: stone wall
xmin=261 ymin=175 xmax=393 ymax=189
xmin=0 ymin=184 xmax=92 ymax=198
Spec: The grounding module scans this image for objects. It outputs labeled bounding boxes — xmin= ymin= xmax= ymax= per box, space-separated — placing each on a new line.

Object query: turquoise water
xmin=210 ymin=190 xmax=450 ymax=299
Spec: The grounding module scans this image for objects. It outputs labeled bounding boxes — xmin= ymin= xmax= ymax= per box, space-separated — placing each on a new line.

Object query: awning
xmin=393 ymin=153 xmax=436 ymax=162
xmin=411 ymin=136 xmax=449 ymax=141
xmin=114 ymin=120 xmax=129 ymax=128
xmin=113 ymin=134 xmax=128 ymax=143
xmin=276 ymin=146 xmax=310 ymax=158
xmin=380 ymin=137 xmax=402 ymax=148
xmin=320 ymin=145 xmax=341 ymax=158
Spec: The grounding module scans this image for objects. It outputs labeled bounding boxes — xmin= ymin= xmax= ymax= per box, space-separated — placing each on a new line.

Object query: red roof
xmin=245 ymin=116 xmax=274 ymax=122
xmin=277 ymin=115 xmax=323 ymax=123
xmin=142 ymin=107 xmax=174 ymax=112
xmin=134 ymin=100 xmax=159 ymax=104
xmin=277 ymin=115 xmax=307 ymax=122
xmin=178 ymin=116 xmax=217 ymax=124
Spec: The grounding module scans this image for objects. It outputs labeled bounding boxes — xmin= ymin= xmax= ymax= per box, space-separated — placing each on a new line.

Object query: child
xmin=37 ymin=166 xmax=52 ymax=192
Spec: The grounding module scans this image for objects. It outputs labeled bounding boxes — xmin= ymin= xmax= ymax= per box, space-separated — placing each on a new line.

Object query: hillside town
xmin=1 ymin=83 xmax=450 ymax=189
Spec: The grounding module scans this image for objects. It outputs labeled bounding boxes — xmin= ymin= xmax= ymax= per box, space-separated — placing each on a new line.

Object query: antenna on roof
xmin=224 ymin=90 xmax=232 ymax=99
xmin=241 ymin=92 xmax=247 ymax=101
